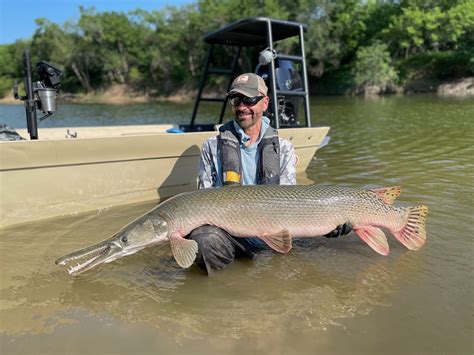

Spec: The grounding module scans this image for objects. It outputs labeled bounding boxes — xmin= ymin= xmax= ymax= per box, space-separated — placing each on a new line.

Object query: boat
xmin=0 ymin=18 xmax=330 ymax=228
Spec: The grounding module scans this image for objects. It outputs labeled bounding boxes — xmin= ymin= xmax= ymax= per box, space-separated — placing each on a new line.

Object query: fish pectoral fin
xmin=258 ymin=230 xmax=292 ymax=253
xmin=169 ymin=232 xmax=198 ymax=268
xmin=354 ymin=226 xmax=390 ymax=255
xmin=369 ymin=186 xmax=402 ymax=204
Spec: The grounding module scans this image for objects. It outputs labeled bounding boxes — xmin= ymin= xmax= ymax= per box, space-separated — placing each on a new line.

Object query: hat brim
xmin=227 ymin=88 xmax=262 ymax=97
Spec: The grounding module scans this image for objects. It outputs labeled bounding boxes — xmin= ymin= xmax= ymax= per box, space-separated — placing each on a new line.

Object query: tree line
xmin=0 ymin=0 xmax=472 ymax=98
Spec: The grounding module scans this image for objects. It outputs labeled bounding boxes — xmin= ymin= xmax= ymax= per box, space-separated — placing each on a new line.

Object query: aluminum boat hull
xmin=0 ymin=124 xmax=329 ymax=228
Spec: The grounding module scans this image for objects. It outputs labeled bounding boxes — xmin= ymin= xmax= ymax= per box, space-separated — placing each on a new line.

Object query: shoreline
xmin=1 ymin=78 xmax=472 ymax=105
xmin=0 ymin=84 xmax=196 ymax=105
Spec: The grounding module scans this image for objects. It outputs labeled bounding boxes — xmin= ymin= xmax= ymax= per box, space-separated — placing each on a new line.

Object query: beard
xmin=235 ymin=110 xmax=259 ymax=130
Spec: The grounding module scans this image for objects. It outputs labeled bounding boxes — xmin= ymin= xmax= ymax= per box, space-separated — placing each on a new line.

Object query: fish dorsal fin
xmin=258 ymin=230 xmax=292 ymax=253
xmin=169 ymin=232 xmax=198 ymax=268
xmin=354 ymin=226 xmax=390 ymax=255
xmin=369 ymin=186 xmax=402 ymax=204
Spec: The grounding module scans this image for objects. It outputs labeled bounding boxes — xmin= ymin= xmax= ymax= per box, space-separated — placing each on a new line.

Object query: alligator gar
xmin=56 ymin=184 xmax=428 ymax=275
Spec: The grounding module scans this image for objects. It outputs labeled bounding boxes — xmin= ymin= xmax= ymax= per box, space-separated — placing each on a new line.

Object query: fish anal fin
xmin=169 ymin=232 xmax=198 ymax=268
xmin=392 ymin=205 xmax=428 ymax=250
xmin=369 ymin=186 xmax=402 ymax=204
xmin=259 ymin=230 xmax=292 ymax=253
xmin=355 ymin=226 xmax=390 ymax=255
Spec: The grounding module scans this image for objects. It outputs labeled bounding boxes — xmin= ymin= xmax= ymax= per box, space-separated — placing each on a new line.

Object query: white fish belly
xmin=210 ymin=208 xmax=346 ymax=238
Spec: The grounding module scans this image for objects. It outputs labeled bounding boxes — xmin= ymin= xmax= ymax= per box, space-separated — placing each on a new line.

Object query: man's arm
xmin=279 ymin=138 xmax=297 ymax=185
xmin=197 ymin=137 xmax=219 ymax=189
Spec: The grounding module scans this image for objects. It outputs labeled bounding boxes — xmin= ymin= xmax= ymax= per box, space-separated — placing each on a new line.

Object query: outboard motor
xmin=257 ymin=51 xmax=303 ymax=127
xmin=13 ymin=49 xmax=62 ymax=139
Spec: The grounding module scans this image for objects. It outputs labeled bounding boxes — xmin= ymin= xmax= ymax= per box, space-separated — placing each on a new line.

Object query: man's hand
xmin=324 ymin=223 xmax=352 ymax=238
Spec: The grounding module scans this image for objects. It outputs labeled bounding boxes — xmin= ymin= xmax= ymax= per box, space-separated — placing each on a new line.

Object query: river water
xmin=1 ymin=95 xmax=473 ymax=354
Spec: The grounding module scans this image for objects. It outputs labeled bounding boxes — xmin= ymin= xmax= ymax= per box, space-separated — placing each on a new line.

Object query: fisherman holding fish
xmin=190 ymin=73 xmax=351 ymax=275
xmin=56 ymin=76 xmax=428 ymax=277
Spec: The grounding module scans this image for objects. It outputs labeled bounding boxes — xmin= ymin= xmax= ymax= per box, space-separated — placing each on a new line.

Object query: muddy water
xmin=1 ymin=95 xmax=473 ymax=354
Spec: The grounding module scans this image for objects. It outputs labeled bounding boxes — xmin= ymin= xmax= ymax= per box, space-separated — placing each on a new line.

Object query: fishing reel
xmin=14 ymin=60 xmax=62 ymax=117
xmin=13 ymin=49 xmax=62 ymax=139
xmin=34 ymin=61 xmax=62 ymax=113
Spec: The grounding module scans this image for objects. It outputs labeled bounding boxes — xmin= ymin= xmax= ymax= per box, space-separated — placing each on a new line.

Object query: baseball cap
xmin=227 ymin=73 xmax=268 ymax=97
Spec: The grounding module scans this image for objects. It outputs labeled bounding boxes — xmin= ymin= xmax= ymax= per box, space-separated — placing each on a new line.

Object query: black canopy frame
xmin=187 ymin=17 xmax=311 ymax=131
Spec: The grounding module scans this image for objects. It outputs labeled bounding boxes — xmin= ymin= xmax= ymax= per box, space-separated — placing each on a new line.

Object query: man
xmin=190 ymin=73 xmax=350 ymax=275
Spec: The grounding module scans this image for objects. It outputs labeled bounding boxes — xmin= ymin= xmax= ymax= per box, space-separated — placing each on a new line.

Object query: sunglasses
xmin=229 ymin=95 xmax=264 ymax=107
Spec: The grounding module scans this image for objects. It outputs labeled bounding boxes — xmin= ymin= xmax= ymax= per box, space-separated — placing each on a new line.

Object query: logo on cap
xmin=236 ymin=75 xmax=249 ymax=83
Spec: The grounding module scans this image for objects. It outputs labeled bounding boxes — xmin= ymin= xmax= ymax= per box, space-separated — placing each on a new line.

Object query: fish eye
xmin=121 ymin=236 xmax=128 ymax=244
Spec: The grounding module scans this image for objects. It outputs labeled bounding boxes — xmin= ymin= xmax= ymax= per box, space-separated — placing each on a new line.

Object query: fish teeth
xmin=62 ymin=246 xmax=109 ymax=266
xmin=68 ymin=262 xmax=85 ymax=275
xmin=66 ymin=252 xmax=106 ymax=275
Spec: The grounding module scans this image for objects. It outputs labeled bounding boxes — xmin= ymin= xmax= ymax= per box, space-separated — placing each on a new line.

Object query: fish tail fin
xmin=392 ymin=205 xmax=428 ymax=250
xmin=369 ymin=186 xmax=402 ymax=204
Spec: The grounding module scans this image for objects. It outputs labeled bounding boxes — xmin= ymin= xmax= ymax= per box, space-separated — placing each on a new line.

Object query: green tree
xmin=0 ymin=41 xmax=32 ymax=97
xmin=0 ymin=45 xmax=17 ymax=97
xmin=383 ymin=0 xmax=474 ymax=57
xmin=31 ymin=18 xmax=71 ymax=65
xmin=2 ymin=0 xmax=471 ymax=97
xmin=353 ymin=41 xmax=398 ymax=93
xmin=77 ymin=7 xmax=146 ymax=86
xmin=298 ymin=0 xmax=368 ymax=77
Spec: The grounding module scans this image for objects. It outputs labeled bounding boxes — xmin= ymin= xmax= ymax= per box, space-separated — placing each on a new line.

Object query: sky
xmin=0 ymin=0 xmax=194 ymax=45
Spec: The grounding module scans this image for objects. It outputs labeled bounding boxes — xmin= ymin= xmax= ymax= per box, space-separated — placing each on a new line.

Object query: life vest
xmin=218 ymin=121 xmax=280 ymax=185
